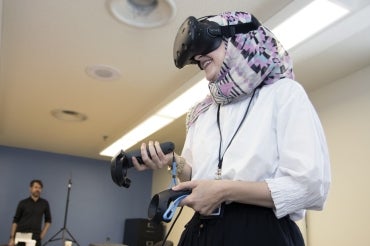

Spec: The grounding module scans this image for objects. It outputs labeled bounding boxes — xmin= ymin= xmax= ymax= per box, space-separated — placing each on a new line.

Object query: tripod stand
xmin=43 ymin=179 xmax=80 ymax=246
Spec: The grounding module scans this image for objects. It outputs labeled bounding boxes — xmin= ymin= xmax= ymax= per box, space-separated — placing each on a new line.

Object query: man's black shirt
xmin=13 ymin=197 xmax=52 ymax=234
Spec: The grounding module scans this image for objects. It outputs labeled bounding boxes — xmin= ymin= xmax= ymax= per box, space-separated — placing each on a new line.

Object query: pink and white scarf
xmin=186 ymin=11 xmax=294 ymax=130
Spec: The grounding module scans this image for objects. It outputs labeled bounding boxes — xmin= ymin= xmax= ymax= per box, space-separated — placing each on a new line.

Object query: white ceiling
xmin=0 ymin=0 xmax=369 ymax=161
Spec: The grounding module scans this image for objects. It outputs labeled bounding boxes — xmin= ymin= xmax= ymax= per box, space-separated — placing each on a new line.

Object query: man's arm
xmin=41 ymin=200 xmax=52 ymax=240
xmin=9 ymin=201 xmax=23 ymax=246
xmin=40 ymin=222 xmax=51 ymax=240
xmin=8 ymin=223 xmax=17 ymax=246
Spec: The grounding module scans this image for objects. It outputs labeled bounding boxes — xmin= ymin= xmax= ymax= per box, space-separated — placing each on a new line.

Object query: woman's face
xmin=194 ymin=42 xmax=226 ymax=82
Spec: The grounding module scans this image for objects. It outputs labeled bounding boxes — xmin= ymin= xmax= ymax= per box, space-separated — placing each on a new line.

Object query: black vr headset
xmin=173 ymin=14 xmax=262 ymax=69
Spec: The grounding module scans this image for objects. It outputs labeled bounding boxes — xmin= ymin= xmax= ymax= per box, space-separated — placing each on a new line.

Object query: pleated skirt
xmin=178 ymin=203 xmax=305 ymax=246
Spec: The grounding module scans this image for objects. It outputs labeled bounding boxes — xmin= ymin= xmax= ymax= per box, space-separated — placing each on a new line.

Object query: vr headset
xmin=173 ymin=14 xmax=261 ymax=69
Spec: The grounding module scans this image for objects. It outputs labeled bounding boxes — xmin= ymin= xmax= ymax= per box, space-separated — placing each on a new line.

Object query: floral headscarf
xmin=186 ymin=11 xmax=294 ymax=130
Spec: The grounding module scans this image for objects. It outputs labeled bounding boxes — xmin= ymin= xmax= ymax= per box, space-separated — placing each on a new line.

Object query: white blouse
xmin=181 ymin=78 xmax=331 ymax=221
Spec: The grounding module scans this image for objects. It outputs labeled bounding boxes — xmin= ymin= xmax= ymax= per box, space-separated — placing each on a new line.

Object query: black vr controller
xmin=148 ymin=189 xmax=191 ymax=223
xmin=111 ymin=142 xmax=175 ymax=188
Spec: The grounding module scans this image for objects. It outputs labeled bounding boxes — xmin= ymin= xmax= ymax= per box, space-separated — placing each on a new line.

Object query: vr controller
xmin=111 ymin=142 xmax=175 ymax=188
xmin=148 ymin=189 xmax=225 ymax=223
xmin=148 ymin=189 xmax=191 ymax=223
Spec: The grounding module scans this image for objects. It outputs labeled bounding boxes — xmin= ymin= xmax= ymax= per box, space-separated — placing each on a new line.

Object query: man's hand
xmin=8 ymin=238 xmax=15 ymax=246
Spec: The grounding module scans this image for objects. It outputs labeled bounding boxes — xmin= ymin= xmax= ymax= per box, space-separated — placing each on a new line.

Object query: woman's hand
xmin=132 ymin=141 xmax=172 ymax=171
xmin=172 ymin=179 xmax=275 ymax=214
xmin=172 ymin=179 xmax=227 ymax=215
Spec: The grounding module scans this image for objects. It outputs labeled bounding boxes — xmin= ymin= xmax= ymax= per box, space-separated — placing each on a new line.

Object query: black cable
xmin=161 ymin=206 xmax=184 ymax=246
xmin=160 ymin=151 xmax=184 ymax=245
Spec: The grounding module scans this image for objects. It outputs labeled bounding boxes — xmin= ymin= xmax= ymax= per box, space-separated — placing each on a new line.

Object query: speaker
xmin=123 ymin=218 xmax=164 ymax=246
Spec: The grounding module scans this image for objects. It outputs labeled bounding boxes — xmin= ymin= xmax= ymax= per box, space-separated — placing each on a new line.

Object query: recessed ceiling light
xmin=85 ymin=64 xmax=121 ymax=81
xmin=107 ymin=0 xmax=176 ymax=28
xmin=51 ymin=109 xmax=88 ymax=122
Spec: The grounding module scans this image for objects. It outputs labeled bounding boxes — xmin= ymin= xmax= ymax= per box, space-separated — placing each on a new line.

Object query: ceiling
xmin=0 ymin=0 xmax=369 ymax=162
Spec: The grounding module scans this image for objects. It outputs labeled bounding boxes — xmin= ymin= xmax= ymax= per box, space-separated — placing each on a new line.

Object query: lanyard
xmin=216 ymin=89 xmax=257 ymax=179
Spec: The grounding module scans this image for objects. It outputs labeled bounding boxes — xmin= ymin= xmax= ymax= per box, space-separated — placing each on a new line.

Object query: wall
xmin=307 ymin=65 xmax=370 ymax=245
xmin=0 ymin=146 xmax=153 ymax=246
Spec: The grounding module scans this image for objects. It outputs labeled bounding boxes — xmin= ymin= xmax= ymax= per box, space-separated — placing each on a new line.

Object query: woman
xmin=133 ymin=11 xmax=330 ymax=246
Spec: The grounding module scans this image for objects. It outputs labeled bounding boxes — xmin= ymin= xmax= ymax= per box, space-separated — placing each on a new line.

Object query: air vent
xmin=107 ymin=0 xmax=176 ymax=28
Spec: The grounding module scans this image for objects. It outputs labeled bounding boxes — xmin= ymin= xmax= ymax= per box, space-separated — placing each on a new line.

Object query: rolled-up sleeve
xmin=44 ymin=201 xmax=52 ymax=223
xmin=13 ymin=202 xmax=23 ymax=223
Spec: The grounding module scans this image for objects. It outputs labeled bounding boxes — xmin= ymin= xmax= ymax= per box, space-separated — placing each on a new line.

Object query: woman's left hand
xmin=132 ymin=141 xmax=173 ymax=171
xmin=172 ymin=179 xmax=227 ymax=215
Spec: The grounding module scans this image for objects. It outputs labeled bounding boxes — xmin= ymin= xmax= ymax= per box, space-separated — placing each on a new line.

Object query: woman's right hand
xmin=132 ymin=141 xmax=173 ymax=171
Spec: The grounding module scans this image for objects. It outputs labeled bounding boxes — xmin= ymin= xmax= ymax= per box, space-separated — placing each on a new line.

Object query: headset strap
xmin=162 ymin=194 xmax=188 ymax=222
xmin=210 ymin=15 xmax=262 ymax=37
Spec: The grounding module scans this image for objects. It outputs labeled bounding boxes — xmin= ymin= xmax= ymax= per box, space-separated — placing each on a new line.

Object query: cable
xmin=160 ymin=153 xmax=184 ymax=245
xmin=161 ymin=206 xmax=184 ymax=246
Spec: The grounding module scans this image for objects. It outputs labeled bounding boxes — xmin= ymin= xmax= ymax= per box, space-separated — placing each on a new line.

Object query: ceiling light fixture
xmin=86 ymin=64 xmax=121 ymax=81
xmin=272 ymin=0 xmax=349 ymax=50
xmin=107 ymin=0 xmax=176 ymax=28
xmin=51 ymin=109 xmax=87 ymax=122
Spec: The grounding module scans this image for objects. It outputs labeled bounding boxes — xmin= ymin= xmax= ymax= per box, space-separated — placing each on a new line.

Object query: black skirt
xmin=178 ymin=203 xmax=305 ymax=246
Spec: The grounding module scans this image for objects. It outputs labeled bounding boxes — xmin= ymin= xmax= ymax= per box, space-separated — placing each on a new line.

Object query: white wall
xmin=307 ymin=65 xmax=370 ymax=245
xmin=152 ymin=65 xmax=370 ymax=245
